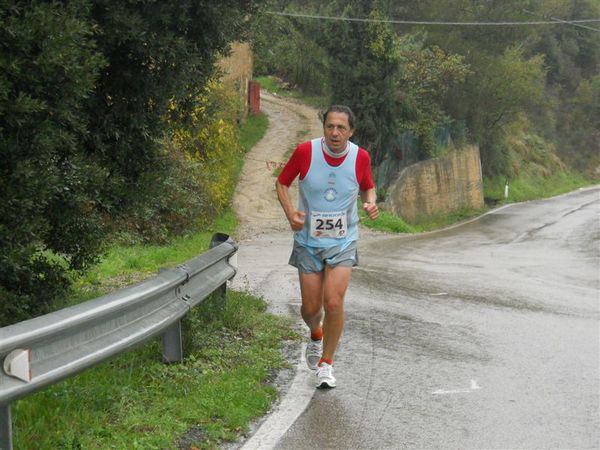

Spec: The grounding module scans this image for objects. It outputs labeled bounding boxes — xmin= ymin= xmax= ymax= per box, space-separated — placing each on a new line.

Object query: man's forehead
xmin=324 ymin=112 xmax=351 ymax=127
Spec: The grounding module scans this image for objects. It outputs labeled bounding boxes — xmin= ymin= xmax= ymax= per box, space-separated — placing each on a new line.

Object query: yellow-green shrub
xmin=505 ymin=116 xmax=566 ymax=178
xmin=168 ymin=80 xmax=242 ymax=213
xmin=111 ymin=80 xmax=244 ymax=244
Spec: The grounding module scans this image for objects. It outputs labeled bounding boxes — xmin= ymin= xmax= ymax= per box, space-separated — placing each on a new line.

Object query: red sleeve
xmin=277 ymin=142 xmax=312 ymax=186
xmin=356 ymin=148 xmax=375 ymax=191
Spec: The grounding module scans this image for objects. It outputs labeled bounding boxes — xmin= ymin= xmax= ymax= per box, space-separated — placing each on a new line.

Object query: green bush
xmin=0 ymin=1 xmax=106 ymax=325
xmin=0 ymin=0 xmax=261 ymax=325
xmin=105 ymin=149 xmax=214 ymax=245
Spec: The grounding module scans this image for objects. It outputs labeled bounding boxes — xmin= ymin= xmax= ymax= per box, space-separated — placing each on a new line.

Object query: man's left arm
xmin=357 ymin=149 xmax=378 ymax=220
xmin=361 ymin=188 xmax=379 ymax=220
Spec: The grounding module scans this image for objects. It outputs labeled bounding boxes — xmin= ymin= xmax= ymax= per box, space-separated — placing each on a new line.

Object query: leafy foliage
xmin=252 ymin=8 xmax=330 ymax=96
xmin=555 ymin=73 xmax=600 ymax=174
xmin=0 ymin=0 xmax=261 ymax=325
xmin=84 ymin=0 xmax=257 ymax=209
xmin=325 ymin=5 xmax=404 ymax=166
xmin=396 ymin=38 xmax=469 ymax=159
xmin=253 ymin=0 xmax=599 ymax=182
xmin=463 ymin=46 xmax=546 ymax=175
xmin=253 ymin=1 xmax=470 ymax=180
xmin=159 ymin=80 xmax=243 ymax=237
xmin=399 ymin=0 xmax=600 ymax=175
xmin=0 ymin=0 xmax=107 ymax=324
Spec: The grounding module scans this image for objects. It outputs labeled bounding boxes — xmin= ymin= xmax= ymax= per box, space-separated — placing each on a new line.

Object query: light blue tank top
xmin=295 ymin=138 xmax=360 ymax=248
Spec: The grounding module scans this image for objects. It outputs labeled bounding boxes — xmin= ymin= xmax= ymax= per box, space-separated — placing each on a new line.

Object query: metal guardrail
xmin=0 ymin=233 xmax=238 ymax=450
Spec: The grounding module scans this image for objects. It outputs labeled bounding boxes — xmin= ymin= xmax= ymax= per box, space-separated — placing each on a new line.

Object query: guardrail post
xmin=210 ymin=233 xmax=231 ymax=306
xmin=0 ymin=403 xmax=12 ymax=450
xmin=162 ymin=321 xmax=183 ymax=363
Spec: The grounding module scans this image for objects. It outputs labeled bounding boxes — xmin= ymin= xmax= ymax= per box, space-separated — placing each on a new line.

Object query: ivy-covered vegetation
xmin=252 ymin=0 xmax=599 ymax=184
xmin=0 ymin=0 xmax=261 ymax=326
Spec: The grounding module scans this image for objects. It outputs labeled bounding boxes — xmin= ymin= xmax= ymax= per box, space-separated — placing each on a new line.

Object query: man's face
xmin=323 ymin=112 xmax=353 ymax=153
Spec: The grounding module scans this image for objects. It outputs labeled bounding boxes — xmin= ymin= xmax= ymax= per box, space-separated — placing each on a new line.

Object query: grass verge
xmin=359 ymin=205 xmax=488 ymax=234
xmin=240 ymin=112 xmax=268 ymax=153
xmin=14 ymin=290 xmax=299 ymax=449
xmin=13 ymin=210 xmax=300 ymax=449
xmin=71 ymin=212 xmax=238 ymax=302
xmin=233 ymin=111 xmax=270 ymax=186
xmin=358 ymin=208 xmax=418 ymax=233
xmin=483 ymin=170 xmax=594 ymax=204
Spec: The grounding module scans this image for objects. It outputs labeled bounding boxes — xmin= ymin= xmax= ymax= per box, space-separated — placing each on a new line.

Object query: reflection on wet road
xmin=273 ymin=187 xmax=599 ymax=449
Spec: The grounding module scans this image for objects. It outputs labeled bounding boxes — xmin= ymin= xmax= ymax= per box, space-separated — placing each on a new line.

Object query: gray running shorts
xmin=288 ymin=240 xmax=358 ymax=273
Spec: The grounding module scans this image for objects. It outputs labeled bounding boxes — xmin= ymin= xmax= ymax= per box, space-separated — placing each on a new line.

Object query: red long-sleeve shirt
xmin=277 ymin=141 xmax=375 ymax=190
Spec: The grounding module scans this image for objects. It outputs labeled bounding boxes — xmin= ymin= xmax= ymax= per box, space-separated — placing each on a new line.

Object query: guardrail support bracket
xmin=0 ymin=403 xmax=12 ymax=450
xmin=3 ymin=349 xmax=31 ymax=383
xmin=162 ymin=321 xmax=183 ymax=363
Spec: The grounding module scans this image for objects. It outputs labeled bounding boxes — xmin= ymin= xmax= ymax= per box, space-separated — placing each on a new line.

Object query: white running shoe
xmin=305 ymin=339 xmax=323 ymax=370
xmin=316 ymin=362 xmax=336 ymax=389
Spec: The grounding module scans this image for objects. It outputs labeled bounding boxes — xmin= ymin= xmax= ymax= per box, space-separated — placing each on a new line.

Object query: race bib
xmin=310 ymin=211 xmax=347 ymax=238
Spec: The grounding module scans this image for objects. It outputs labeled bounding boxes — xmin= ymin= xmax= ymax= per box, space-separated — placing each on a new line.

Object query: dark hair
xmin=322 ymin=105 xmax=355 ymax=129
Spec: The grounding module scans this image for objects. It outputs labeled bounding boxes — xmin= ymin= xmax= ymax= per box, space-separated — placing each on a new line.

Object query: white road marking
xmin=432 ymin=379 xmax=481 ymax=395
xmin=241 ymin=344 xmax=315 ymax=450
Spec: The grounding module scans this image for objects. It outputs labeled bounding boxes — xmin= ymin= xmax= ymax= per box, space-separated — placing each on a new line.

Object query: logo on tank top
xmin=328 ymin=172 xmax=336 ymax=186
xmin=323 ymin=188 xmax=337 ymax=202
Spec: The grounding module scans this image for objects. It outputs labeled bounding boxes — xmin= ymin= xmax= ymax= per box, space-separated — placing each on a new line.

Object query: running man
xmin=275 ymin=105 xmax=379 ymax=388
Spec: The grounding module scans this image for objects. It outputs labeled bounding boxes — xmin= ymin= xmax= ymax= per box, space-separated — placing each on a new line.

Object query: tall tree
xmin=326 ymin=4 xmax=402 ymax=166
xmin=322 ymin=2 xmax=467 ymax=169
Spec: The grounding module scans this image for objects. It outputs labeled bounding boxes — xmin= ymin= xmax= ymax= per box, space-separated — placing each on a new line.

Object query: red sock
xmin=318 ymin=357 xmax=333 ymax=366
xmin=310 ymin=327 xmax=323 ymax=341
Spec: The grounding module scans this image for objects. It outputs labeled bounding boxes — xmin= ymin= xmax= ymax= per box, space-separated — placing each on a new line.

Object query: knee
xmin=301 ymin=302 xmax=322 ymax=319
xmin=323 ymin=296 xmax=344 ymax=315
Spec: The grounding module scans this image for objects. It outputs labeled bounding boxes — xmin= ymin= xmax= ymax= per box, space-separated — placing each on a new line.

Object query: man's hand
xmin=288 ymin=211 xmax=306 ymax=231
xmin=362 ymin=202 xmax=379 ymax=220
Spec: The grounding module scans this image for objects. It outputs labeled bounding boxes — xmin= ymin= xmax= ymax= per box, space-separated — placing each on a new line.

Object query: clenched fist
xmin=288 ymin=211 xmax=306 ymax=231
xmin=362 ymin=202 xmax=379 ymax=220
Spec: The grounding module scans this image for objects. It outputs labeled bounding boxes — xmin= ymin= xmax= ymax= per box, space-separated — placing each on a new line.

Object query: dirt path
xmin=232 ymin=91 xmax=322 ymax=240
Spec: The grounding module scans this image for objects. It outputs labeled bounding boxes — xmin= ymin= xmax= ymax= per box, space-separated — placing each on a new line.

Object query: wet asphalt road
xmin=235 ymin=187 xmax=600 ymax=450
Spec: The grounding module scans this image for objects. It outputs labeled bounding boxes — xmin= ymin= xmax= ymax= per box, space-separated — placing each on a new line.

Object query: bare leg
xmin=299 ymin=272 xmax=324 ymax=335
xmin=321 ymin=266 xmax=352 ymax=361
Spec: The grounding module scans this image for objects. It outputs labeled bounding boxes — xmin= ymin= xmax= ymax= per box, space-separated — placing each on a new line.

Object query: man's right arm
xmin=276 ymin=180 xmax=305 ymax=231
xmin=276 ymin=144 xmax=309 ymax=231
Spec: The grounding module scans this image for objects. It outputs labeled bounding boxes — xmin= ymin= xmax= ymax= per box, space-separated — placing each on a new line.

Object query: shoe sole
xmin=317 ymin=381 xmax=336 ymax=389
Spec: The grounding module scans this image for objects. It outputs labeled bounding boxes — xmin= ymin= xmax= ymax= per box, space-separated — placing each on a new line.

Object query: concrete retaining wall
xmin=383 ymin=145 xmax=484 ymax=222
